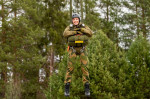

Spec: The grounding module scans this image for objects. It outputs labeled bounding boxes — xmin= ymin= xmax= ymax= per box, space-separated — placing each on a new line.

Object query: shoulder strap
xmin=69 ymin=23 xmax=85 ymax=30
xmin=69 ymin=24 xmax=74 ymax=30
xmin=77 ymin=23 xmax=85 ymax=28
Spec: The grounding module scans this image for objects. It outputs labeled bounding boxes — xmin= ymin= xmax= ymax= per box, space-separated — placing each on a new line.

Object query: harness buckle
xmin=80 ymin=46 xmax=85 ymax=53
xmin=70 ymin=46 xmax=76 ymax=53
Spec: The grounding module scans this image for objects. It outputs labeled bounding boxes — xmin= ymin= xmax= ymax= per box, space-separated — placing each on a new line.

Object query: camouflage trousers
xmin=64 ymin=46 xmax=90 ymax=85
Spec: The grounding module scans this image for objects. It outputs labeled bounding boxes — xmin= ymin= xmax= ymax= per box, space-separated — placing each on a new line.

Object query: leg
xmin=80 ymin=50 xmax=90 ymax=96
xmin=64 ymin=49 xmax=77 ymax=96
xmin=64 ymin=49 xmax=77 ymax=84
xmin=80 ymin=51 xmax=90 ymax=85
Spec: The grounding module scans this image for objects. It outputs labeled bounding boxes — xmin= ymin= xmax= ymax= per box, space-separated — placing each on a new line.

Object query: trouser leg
xmin=80 ymin=51 xmax=90 ymax=85
xmin=80 ymin=50 xmax=90 ymax=96
xmin=64 ymin=49 xmax=77 ymax=84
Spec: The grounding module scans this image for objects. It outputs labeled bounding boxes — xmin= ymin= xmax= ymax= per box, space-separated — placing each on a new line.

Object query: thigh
xmin=80 ymin=51 xmax=88 ymax=66
xmin=68 ymin=49 xmax=77 ymax=65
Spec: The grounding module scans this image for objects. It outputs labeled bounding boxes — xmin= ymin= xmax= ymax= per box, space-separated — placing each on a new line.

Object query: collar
xmin=73 ymin=23 xmax=83 ymax=27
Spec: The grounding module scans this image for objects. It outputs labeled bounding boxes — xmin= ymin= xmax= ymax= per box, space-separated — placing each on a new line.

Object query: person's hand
xmin=80 ymin=28 xmax=86 ymax=32
xmin=73 ymin=28 xmax=81 ymax=31
xmin=77 ymin=31 xmax=83 ymax=34
xmin=72 ymin=31 xmax=77 ymax=35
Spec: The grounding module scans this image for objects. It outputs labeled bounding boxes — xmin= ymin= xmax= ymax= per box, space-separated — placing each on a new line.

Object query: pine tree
xmin=46 ymin=30 xmax=129 ymax=98
xmin=0 ymin=0 xmax=11 ymax=98
xmin=16 ymin=0 xmax=45 ymax=98
xmin=0 ymin=0 xmax=46 ymax=98
xmin=121 ymin=0 xmax=150 ymax=50
xmin=41 ymin=0 xmax=69 ymax=78
xmin=84 ymin=0 xmax=101 ymax=31
xmin=126 ymin=35 xmax=150 ymax=98
xmin=1 ymin=0 xmax=69 ymax=98
xmin=97 ymin=0 xmax=121 ymax=45
xmin=87 ymin=30 xmax=129 ymax=98
xmin=70 ymin=0 xmax=73 ymax=22
xmin=45 ymin=51 xmax=68 ymax=99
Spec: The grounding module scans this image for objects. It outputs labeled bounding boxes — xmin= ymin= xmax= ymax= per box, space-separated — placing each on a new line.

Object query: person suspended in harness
xmin=63 ymin=13 xmax=93 ymax=97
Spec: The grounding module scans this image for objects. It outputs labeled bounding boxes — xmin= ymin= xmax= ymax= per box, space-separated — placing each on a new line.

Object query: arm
xmin=63 ymin=26 xmax=76 ymax=38
xmin=80 ymin=25 xmax=93 ymax=37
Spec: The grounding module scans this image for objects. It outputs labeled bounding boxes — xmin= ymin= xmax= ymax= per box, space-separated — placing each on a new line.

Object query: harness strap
xmin=69 ymin=46 xmax=85 ymax=53
xmin=75 ymin=34 xmax=82 ymax=36
xmin=67 ymin=46 xmax=70 ymax=52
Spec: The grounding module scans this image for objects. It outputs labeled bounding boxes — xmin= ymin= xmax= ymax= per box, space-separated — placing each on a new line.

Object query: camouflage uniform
xmin=63 ymin=23 xmax=92 ymax=85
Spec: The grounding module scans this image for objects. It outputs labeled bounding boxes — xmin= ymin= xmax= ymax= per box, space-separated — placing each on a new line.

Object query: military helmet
xmin=72 ymin=13 xmax=80 ymax=22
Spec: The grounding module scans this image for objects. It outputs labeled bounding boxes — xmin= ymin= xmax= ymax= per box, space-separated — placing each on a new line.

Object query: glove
xmin=72 ymin=31 xmax=77 ymax=35
xmin=77 ymin=31 xmax=83 ymax=34
xmin=73 ymin=28 xmax=81 ymax=31
xmin=80 ymin=28 xmax=86 ymax=33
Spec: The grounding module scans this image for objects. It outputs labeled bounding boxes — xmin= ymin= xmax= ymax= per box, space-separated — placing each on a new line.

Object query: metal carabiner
xmin=70 ymin=46 xmax=76 ymax=53
xmin=80 ymin=46 xmax=85 ymax=53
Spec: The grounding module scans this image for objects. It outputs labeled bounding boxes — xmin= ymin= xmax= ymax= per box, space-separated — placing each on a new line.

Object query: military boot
xmin=64 ymin=82 xmax=70 ymax=97
xmin=85 ymin=82 xmax=90 ymax=96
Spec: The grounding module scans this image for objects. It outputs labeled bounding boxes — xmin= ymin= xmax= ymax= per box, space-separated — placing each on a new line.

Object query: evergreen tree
xmin=126 ymin=35 xmax=150 ymax=98
xmin=87 ymin=30 xmax=129 ymax=98
xmin=45 ymin=52 xmax=68 ymax=99
xmin=1 ymin=0 xmax=69 ymax=98
xmin=46 ymin=30 xmax=129 ymax=98
xmin=0 ymin=0 xmax=11 ymax=98
xmin=1 ymin=0 xmax=150 ymax=98
xmin=41 ymin=0 xmax=69 ymax=78
xmin=70 ymin=0 xmax=73 ymax=22
xmin=97 ymin=0 xmax=121 ymax=45
xmin=84 ymin=0 xmax=101 ymax=31
xmin=0 ymin=0 xmax=45 ymax=98
xmin=121 ymin=0 xmax=150 ymax=50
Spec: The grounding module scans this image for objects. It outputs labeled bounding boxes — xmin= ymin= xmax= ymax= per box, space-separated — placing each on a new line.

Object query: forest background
xmin=0 ymin=0 xmax=150 ymax=99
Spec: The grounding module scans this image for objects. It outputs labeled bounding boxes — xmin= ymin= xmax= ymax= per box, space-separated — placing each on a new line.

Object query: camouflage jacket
xmin=63 ymin=23 xmax=93 ymax=38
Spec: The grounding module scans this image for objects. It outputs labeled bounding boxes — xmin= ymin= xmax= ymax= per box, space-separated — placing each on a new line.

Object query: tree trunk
xmin=12 ymin=1 xmax=21 ymax=98
xmin=2 ymin=0 xmax=5 ymax=38
xmin=85 ymin=0 xmax=88 ymax=15
xmin=136 ymin=4 xmax=139 ymax=36
xmin=80 ymin=0 xmax=83 ymax=21
xmin=142 ymin=7 xmax=146 ymax=37
xmin=12 ymin=71 xmax=21 ymax=99
xmin=106 ymin=0 xmax=109 ymax=22
xmin=1 ymin=0 xmax=7 ymax=98
xmin=115 ymin=5 xmax=119 ymax=47
xmin=70 ymin=0 xmax=72 ymax=23
xmin=49 ymin=47 xmax=54 ymax=76
xmin=106 ymin=0 xmax=110 ymax=38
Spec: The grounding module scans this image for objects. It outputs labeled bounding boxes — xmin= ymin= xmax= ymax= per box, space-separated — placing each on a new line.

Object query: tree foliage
xmin=46 ymin=30 xmax=129 ymax=98
xmin=0 ymin=0 xmax=150 ymax=98
xmin=126 ymin=35 xmax=150 ymax=98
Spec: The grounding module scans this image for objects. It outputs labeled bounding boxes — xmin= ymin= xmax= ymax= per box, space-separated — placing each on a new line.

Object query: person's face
xmin=72 ymin=18 xmax=79 ymax=25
